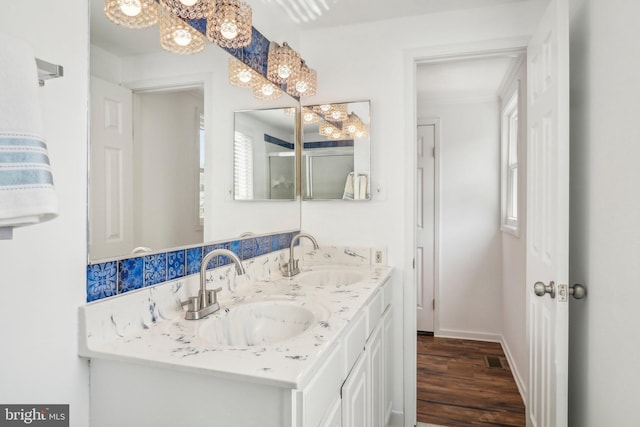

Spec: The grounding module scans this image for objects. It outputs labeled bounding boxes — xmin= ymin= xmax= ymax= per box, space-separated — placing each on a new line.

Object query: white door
xmin=89 ymin=77 xmax=134 ymax=260
xmin=416 ymin=123 xmax=436 ymax=332
xmin=526 ymin=0 xmax=570 ymax=425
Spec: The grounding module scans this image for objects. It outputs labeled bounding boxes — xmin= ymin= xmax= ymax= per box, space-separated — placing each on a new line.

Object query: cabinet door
xmin=320 ymin=397 xmax=341 ymax=427
xmin=369 ymin=325 xmax=384 ymax=427
xmin=382 ymin=307 xmax=393 ymax=425
xmin=341 ymin=352 xmax=369 ymax=427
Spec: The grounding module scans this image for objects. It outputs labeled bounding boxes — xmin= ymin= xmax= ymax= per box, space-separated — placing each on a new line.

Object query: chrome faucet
xmin=182 ymin=248 xmax=245 ymax=320
xmin=281 ymin=233 xmax=319 ymax=277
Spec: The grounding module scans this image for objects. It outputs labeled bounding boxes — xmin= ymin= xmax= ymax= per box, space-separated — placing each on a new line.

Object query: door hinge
xmin=432 ymin=299 xmax=435 ymax=310
xmin=412 ymin=258 xmax=415 ymax=269
xmin=432 ymin=147 xmax=435 ymax=158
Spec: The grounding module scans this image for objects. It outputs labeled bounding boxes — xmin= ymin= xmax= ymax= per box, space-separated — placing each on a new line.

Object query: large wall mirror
xmin=301 ymin=101 xmax=371 ymax=200
xmin=88 ymin=0 xmax=300 ymax=262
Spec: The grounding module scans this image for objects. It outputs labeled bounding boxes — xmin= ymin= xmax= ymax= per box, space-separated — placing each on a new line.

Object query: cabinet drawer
xmin=343 ymin=311 xmax=366 ymax=378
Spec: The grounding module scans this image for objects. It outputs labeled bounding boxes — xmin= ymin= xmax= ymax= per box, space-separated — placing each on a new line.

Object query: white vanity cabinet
xmin=337 ymin=278 xmax=394 ymax=427
xmin=82 ymin=267 xmax=394 ymax=427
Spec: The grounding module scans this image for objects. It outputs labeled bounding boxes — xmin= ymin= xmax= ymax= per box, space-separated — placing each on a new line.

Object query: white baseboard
xmin=500 ymin=335 xmax=527 ymax=404
xmin=436 ymin=328 xmax=502 ymax=343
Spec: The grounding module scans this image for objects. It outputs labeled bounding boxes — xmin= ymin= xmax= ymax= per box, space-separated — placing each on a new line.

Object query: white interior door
xmin=416 ymin=123 xmax=436 ymax=332
xmin=89 ymin=76 xmax=134 ymax=260
xmin=526 ymin=0 xmax=570 ymax=425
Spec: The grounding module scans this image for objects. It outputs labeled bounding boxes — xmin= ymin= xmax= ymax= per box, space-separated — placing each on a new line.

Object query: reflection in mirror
xmin=89 ymin=81 xmax=204 ymax=260
xmin=301 ymin=101 xmax=371 ymax=200
xmin=233 ymin=108 xmax=296 ymax=201
xmin=89 ymin=0 xmax=301 ymax=263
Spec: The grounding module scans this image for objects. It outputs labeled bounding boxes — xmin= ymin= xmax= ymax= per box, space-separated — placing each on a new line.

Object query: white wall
xmin=134 ymin=90 xmax=204 ymax=250
xmin=568 ymin=0 xmax=640 ymax=425
xmin=0 ymin=1 xmax=90 ymax=425
xmin=499 ymin=58 xmax=528 ymax=397
xmin=300 ymin=1 xmax=546 ymax=418
xmin=422 ymin=101 xmax=503 ymax=340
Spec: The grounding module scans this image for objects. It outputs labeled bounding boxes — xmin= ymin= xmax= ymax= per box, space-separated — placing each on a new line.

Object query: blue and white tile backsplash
xmin=86 ymin=230 xmax=299 ymax=302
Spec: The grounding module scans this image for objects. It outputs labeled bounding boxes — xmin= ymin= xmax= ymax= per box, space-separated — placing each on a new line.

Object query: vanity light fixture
xmin=207 ymin=0 xmax=253 ymax=49
xmin=302 ymin=107 xmax=320 ymax=124
xmin=228 ymin=57 xmax=259 ymax=87
xmin=160 ymin=0 xmax=209 ymax=19
xmin=104 ymin=0 xmax=158 ymax=28
xmin=319 ymin=120 xmax=337 ymax=137
xmin=286 ymin=60 xmax=317 ymax=98
xmin=267 ymin=42 xmax=301 ymax=84
xmin=159 ymin=3 xmax=205 ymax=54
xmin=252 ymin=75 xmax=283 ymax=100
xmin=355 ymin=124 xmax=369 ymax=139
xmin=344 ymin=113 xmax=359 ymax=134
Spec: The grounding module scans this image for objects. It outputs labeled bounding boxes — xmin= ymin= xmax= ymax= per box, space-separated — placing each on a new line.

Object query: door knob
xmin=569 ymin=283 xmax=587 ymax=299
xmin=533 ymin=281 xmax=556 ymax=298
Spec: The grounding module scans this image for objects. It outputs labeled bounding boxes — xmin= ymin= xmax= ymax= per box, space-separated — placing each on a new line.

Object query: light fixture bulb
xmin=347 ymin=124 xmax=357 ymax=133
xmin=304 ymin=112 xmax=314 ymax=122
xmin=179 ymin=0 xmax=198 ymax=5
xmin=172 ymin=29 xmax=192 ymax=46
xmin=277 ymin=64 xmax=291 ymax=79
xmin=237 ymin=69 xmax=252 ymax=83
xmin=331 ymin=111 xmax=342 ymax=120
xmin=261 ymin=84 xmax=275 ymax=96
xmin=295 ymin=81 xmax=308 ymax=93
xmin=220 ymin=20 xmax=238 ymax=39
xmin=320 ymin=104 xmax=331 ymax=112
xmin=119 ymin=0 xmax=142 ymax=16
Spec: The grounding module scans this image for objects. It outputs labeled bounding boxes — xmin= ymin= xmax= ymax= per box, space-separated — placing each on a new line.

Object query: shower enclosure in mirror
xmin=301 ymin=101 xmax=371 ymax=200
xmin=233 ymin=108 xmax=297 ymax=201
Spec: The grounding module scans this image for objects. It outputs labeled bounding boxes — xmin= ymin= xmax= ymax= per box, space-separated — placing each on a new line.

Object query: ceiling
xmin=90 ymin=0 xmax=532 ymax=57
xmin=416 ymin=55 xmax=523 ymax=105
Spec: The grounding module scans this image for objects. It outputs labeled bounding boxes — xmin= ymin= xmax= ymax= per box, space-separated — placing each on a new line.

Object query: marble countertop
xmin=79 ymin=256 xmax=392 ymax=390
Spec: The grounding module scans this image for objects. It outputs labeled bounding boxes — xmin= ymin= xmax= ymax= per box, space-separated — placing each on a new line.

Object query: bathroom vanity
xmin=80 ymin=249 xmax=394 ymax=427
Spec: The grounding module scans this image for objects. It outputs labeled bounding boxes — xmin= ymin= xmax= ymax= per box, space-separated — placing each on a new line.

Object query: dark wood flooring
xmin=417 ymin=335 xmax=525 ymax=427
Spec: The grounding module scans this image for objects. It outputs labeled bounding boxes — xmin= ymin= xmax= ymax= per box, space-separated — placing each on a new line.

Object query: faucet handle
xmin=181 ymin=296 xmax=199 ymax=312
xmin=208 ymin=287 xmax=223 ymax=305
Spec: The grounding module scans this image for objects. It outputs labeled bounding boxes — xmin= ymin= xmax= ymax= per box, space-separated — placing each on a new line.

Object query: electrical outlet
xmin=375 ymin=250 xmax=383 ymax=264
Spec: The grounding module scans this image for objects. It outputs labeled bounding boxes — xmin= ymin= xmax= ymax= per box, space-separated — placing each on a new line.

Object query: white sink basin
xmin=296 ymin=269 xmax=366 ymax=287
xmin=197 ymin=299 xmax=328 ymax=347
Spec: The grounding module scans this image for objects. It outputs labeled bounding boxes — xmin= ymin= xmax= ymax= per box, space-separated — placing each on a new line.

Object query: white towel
xmin=342 ymin=172 xmax=355 ymax=200
xmin=0 ymin=32 xmax=58 ymax=237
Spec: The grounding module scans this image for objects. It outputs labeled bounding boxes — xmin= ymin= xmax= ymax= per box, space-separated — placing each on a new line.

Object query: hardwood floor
xmin=417 ymin=335 xmax=525 ymax=426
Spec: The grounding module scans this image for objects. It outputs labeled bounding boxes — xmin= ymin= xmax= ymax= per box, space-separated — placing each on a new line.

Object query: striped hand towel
xmin=0 ymin=32 xmax=58 ymax=237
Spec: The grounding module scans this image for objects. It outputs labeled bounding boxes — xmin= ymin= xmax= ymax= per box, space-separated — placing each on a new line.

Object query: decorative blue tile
xmin=242 ymin=237 xmax=256 ymax=260
xmin=87 ymin=262 xmax=117 ymax=302
xmin=256 ymin=236 xmax=271 ymax=256
xmin=144 ymin=254 xmax=167 ymax=287
xmin=167 ymin=250 xmax=186 ymax=280
xmin=231 ymin=240 xmax=241 ymax=257
xmin=118 ymin=258 xmax=143 ymax=294
xmin=186 ymin=247 xmax=202 ymax=275
xmin=86 ymin=231 xmax=302 ymax=302
xmin=204 ymin=242 xmax=235 ymax=268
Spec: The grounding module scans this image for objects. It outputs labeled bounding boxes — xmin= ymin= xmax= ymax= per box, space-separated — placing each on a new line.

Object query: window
xmin=501 ymin=90 xmax=519 ymax=235
xmin=234 ymin=130 xmax=254 ymax=200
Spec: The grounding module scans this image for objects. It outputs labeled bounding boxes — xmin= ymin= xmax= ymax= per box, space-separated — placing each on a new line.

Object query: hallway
xmin=417 ymin=335 xmax=525 ymax=426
